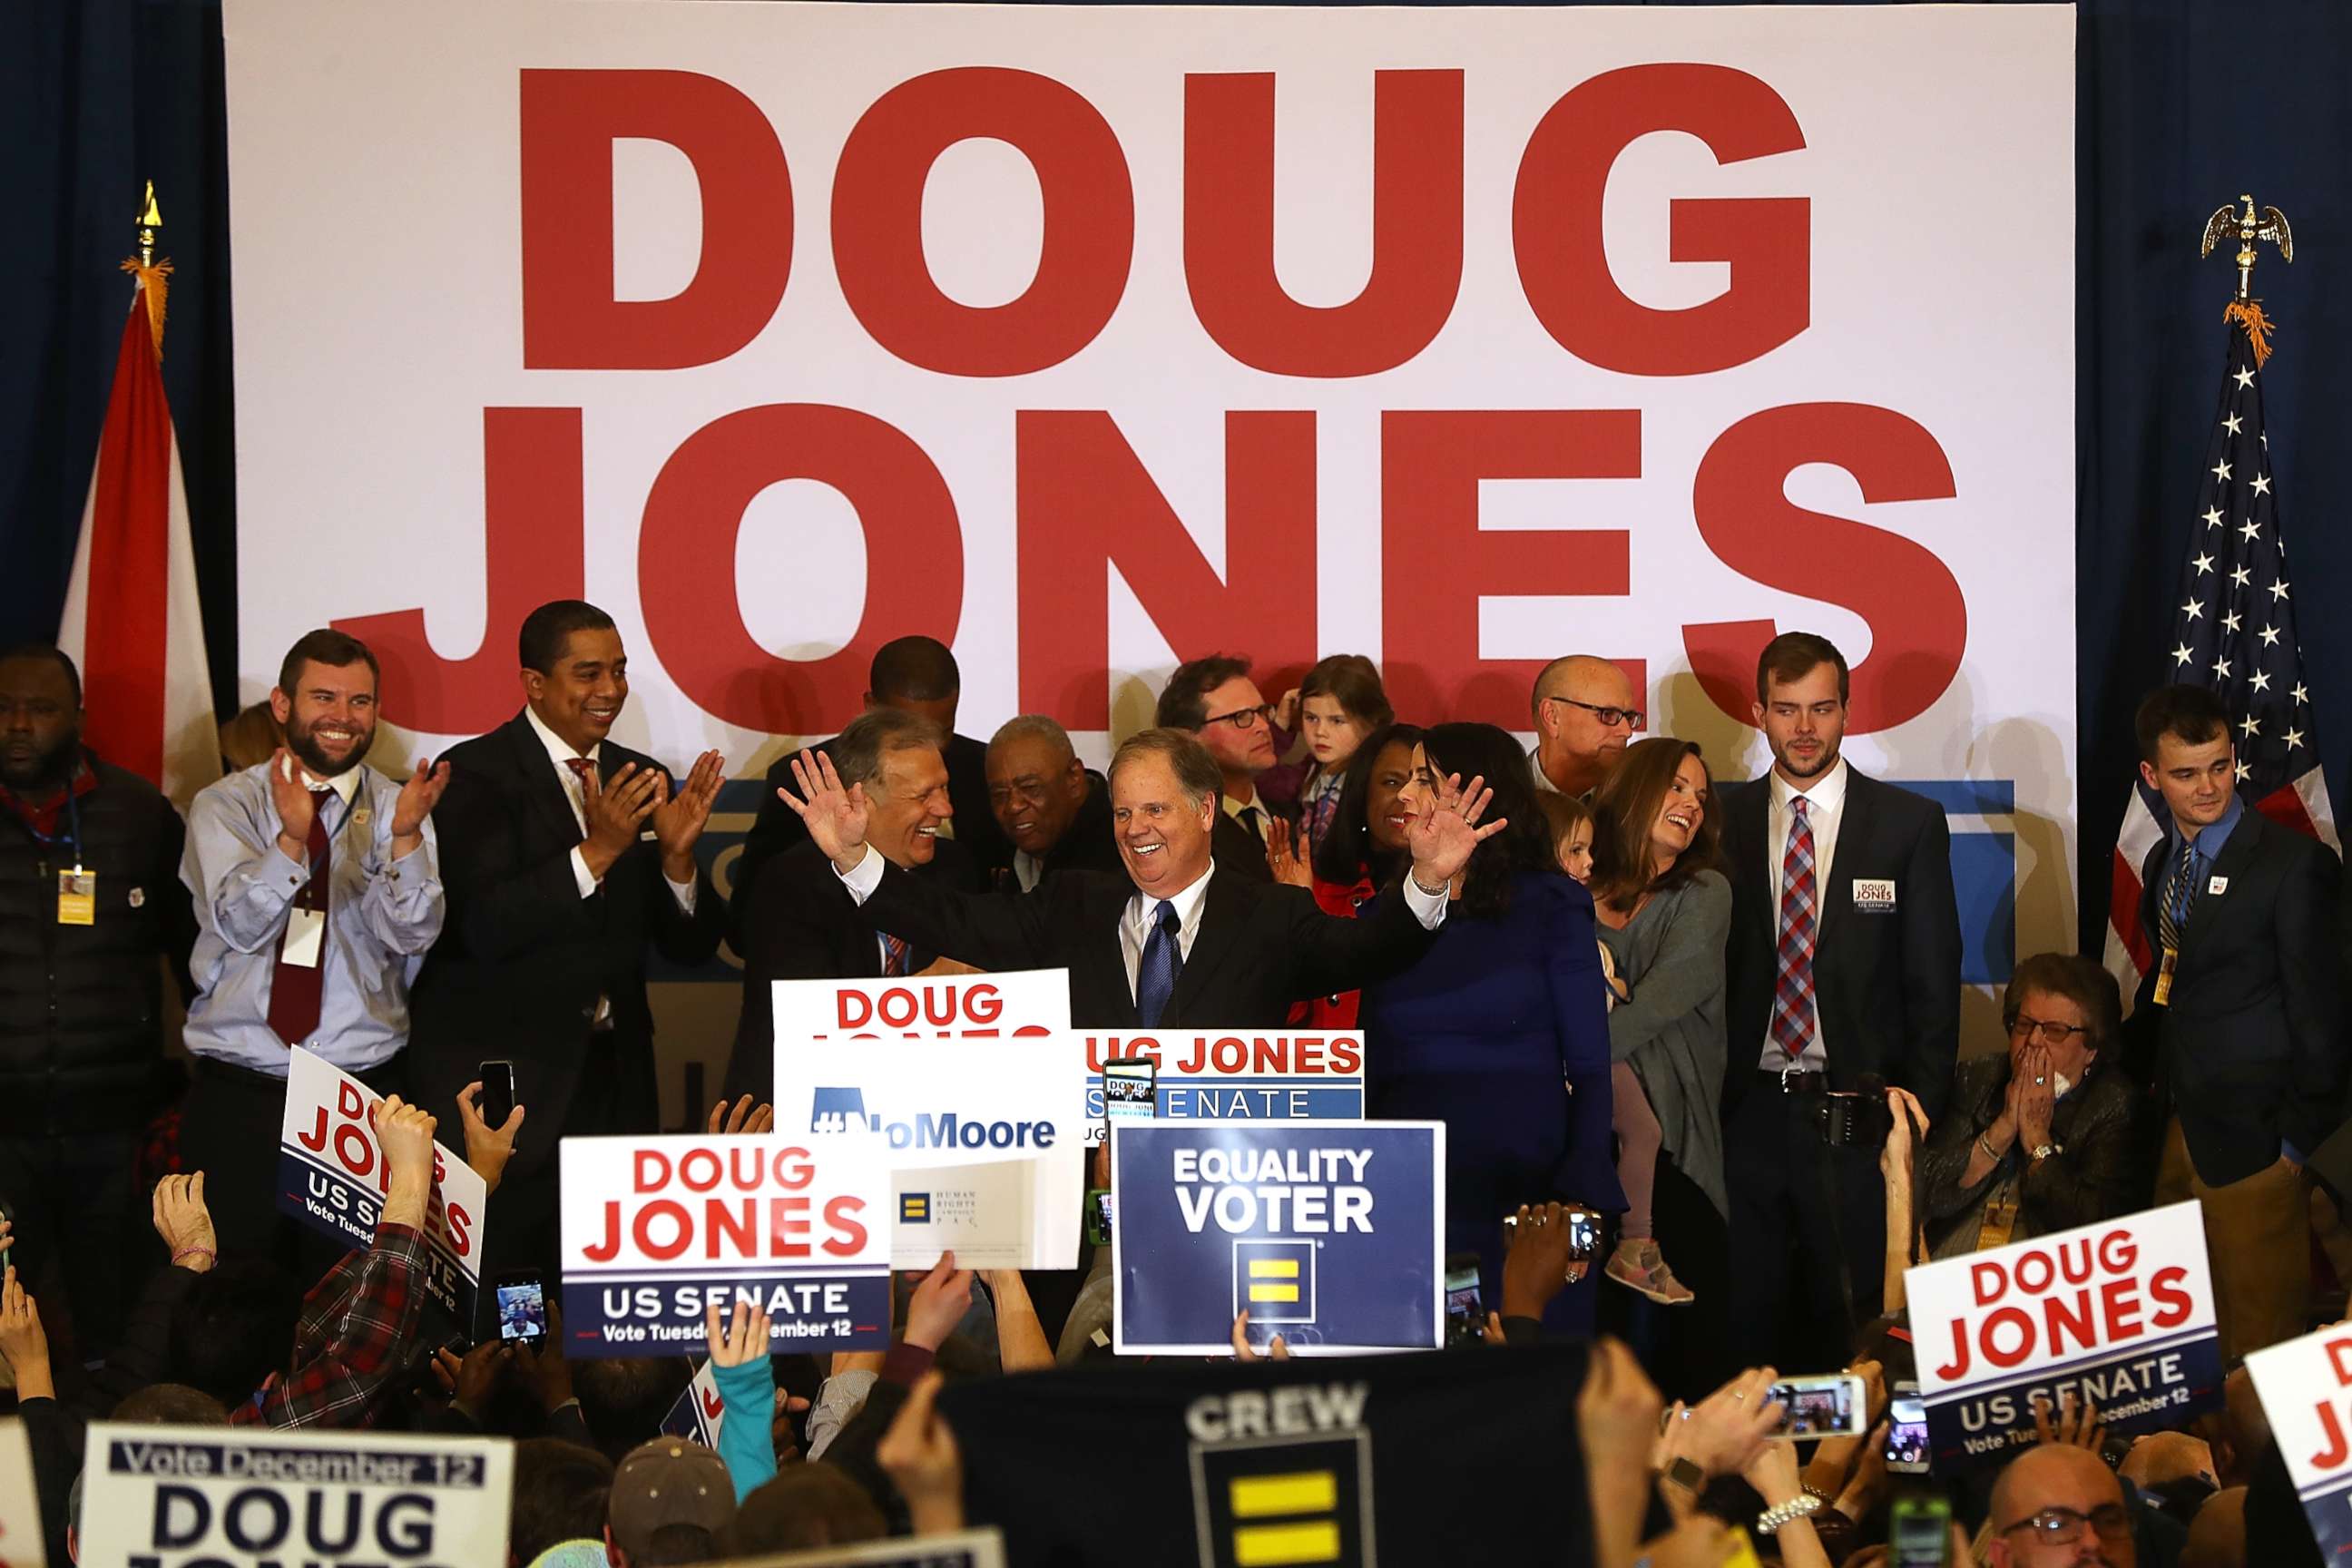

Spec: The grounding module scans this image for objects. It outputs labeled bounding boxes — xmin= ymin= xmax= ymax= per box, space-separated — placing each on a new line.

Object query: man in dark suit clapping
xmin=777 ymin=727 xmax=1496 ymax=1030
xmin=2126 ymin=683 xmax=2344 ymax=1362
xmin=407 ymin=600 xmax=727 ymax=1284
xmin=1720 ymin=632 xmax=1962 ymax=1371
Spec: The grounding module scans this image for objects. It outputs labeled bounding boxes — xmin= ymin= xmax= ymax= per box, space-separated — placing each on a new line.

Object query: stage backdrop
xmin=222 ymin=0 xmax=2074 ymax=1116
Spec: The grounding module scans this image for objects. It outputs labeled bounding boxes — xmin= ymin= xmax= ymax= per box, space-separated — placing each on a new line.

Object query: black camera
xmin=1817 ymin=1089 xmax=1893 ymax=1148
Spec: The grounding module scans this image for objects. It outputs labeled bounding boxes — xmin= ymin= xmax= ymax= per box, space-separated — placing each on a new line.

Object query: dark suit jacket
xmin=739 ymin=732 xmax=1011 ymax=923
xmin=407 ymin=713 xmax=726 ymax=1171
xmin=1916 ymin=1054 xmax=2143 ymax=1251
xmin=858 ymin=859 xmax=1436 ymax=1029
xmin=725 ymin=838 xmax=980 ymax=1102
xmin=1720 ymin=767 xmax=1962 ymax=1117
xmin=2126 ymin=805 xmax=2344 ymax=1185
xmin=991 ymin=771 xmax=1126 ymax=890
xmin=1210 ymin=809 xmax=1273 ymax=887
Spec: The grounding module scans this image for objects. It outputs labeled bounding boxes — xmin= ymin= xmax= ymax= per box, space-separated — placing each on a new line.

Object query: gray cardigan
xmin=1599 ymin=869 xmax=1732 ymax=1219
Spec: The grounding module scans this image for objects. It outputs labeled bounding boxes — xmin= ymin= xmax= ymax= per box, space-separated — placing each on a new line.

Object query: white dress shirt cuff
xmin=1401 ymin=872 xmax=1450 ymax=930
xmin=570 ymin=846 xmax=599 ymax=899
xmin=836 ymin=843 xmax=884 ymax=904
xmin=667 ymin=874 xmax=698 ymax=915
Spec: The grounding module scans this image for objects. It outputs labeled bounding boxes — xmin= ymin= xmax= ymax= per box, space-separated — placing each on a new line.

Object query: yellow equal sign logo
xmin=899 ymin=1193 xmax=929 ymax=1223
xmin=1246 ymin=1257 xmax=1300 ymax=1304
xmin=1229 ymin=1469 xmax=1340 ymax=1566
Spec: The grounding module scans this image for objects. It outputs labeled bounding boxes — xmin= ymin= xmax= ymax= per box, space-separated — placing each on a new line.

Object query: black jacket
xmin=994 ymin=772 xmax=1127 ymax=889
xmin=725 ymin=838 xmax=980 ymax=1102
xmin=1917 ymin=1053 xmax=2144 ymax=1252
xmin=407 ymin=714 xmax=726 ymax=1171
xmin=2126 ymin=805 xmax=2344 ymax=1186
xmin=1720 ymin=766 xmax=1963 ymax=1117
xmin=858 ymin=859 xmax=1435 ymax=1029
xmin=0 ymin=758 xmax=193 ymax=1133
xmin=739 ymin=731 xmax=1012 ymax=922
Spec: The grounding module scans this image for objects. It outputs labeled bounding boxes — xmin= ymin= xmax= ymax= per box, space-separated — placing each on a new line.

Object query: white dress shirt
xmin=524 ymin=705 xmax=696 ymax=913
xmin=1528 ymin=743 xmax=1560 ymax=795
xmin=1012 ymin=848 xmax=1044 ymax=893
xmin=1760 ymin=755 xmax=1848 ymax=1069
xmin=837 ymin=845 xmax=1449 ymax=1005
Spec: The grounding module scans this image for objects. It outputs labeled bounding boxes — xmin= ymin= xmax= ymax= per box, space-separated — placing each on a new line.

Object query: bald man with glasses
xmin=1987 ymin=1444 xmax=2137 ymax=1567
xmin=1529 ymin=655 xmax=1641 ymax=799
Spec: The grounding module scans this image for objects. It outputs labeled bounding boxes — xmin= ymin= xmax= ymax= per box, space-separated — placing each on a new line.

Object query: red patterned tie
xmin=1768 ymin=797 xmax=1818 ymax=1063
xmin=265 ymin=789 xmax=333 ymax=1048
xmin=880 ymin=933 xmax=909 ymax=977
xmin=564 ymin=757 xmax=594 ymax=841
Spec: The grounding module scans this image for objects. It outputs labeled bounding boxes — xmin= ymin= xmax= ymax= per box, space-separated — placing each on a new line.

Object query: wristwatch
xmin=1664 ymin=1456 xmax=1706 ymax=1494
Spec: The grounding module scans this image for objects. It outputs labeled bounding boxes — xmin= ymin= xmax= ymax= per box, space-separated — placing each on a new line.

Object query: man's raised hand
xmin=267 ymin=748 xmax=318 ymax=859
xmin=389 ymin=756 xmax=453 ymax=847
xmin=779 ymin=749 xmax=872 ymax=873
xmin=1406 ymin=770 xmax=1505 ymax=888
xmin=652 ymin=750 xmax=727 ymax=877
xmin=581 ymin=762 xmax=662 ymax=879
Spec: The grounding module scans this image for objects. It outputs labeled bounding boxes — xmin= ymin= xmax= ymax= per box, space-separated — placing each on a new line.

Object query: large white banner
xmin=224 ymin=1 xmax=2076 ymax=1024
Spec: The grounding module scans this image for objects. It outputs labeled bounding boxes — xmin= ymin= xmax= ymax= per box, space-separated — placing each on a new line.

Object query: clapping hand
xmin=779 ymin=750 xmax=872 ymax=873
xmin=388 ymin=756 xmax=453 ymax=847
xmin=1406 ymin=771 xmax=1505 ymax=888
xmin=581 ymin=762 xmax=662 ymax=878
xmin=267 ymin=748 xmax=318 ymax=859
xmin=652 ymin=750 xmax=727 ymax=879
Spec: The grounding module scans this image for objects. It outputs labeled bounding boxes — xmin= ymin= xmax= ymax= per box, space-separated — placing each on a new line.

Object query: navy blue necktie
xmin=1136 ymin=900 xmax=1181 ymax=1027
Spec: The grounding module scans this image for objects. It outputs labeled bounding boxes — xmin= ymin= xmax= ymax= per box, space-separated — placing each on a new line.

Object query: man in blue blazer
xmin=1720 ymin=633 xmax=1961 ymax=1372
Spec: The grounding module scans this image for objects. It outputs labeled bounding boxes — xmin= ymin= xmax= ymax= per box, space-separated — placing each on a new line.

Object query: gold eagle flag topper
xmin=122 ymin=179 xmax=172 ymax=356
xmin=2200 ymin=194 xmax=2292 ymax=365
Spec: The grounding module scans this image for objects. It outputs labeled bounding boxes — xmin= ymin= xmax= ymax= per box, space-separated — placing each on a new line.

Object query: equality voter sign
xmin=275 ymin=1045 xmax=488 ymax=1322
xmin=76 ymin=1424 xmax=511 ymax=1568
xmin=661 ymin=1360 xmax=727 ymax=1447
xmin=2244 ymin=1324 xmax=2352 ymax=1555
xmin=1113 ymin=1121 xmax=1444 ymax=1357
xmin=1906 ymin=1201 xmax=2220 ymax=1471
xmin=1080 ymin=1032 xmax=1367 ymax=1148
xmin=559 ymin=1133 xmax=891 ymax=1357
xmin=713 ymin=1529 xmax=1008 ymax=1568
xmin=776 ymin=1036 xmax=1085 ymax=1270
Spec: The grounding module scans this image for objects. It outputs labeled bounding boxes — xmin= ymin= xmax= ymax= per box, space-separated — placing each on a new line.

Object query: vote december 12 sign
xmin=2244 ymin=1324 xmax=2352 ymax=1555
xmin=774 ymin=969 xmax=1083 ymax=1269
xmin=1114 ymin=1121 xmax=1443 ymax=1357
xmin=77 ymin=1425 xmax=512 ymax=1568
xmin=276 ymin=1045 xmax=488 ymax=1322
xmin=1906 ymin=1201 xmax=2220 ymax=1470
xmin=559 ymin=1133 xmax=890 ymax=1357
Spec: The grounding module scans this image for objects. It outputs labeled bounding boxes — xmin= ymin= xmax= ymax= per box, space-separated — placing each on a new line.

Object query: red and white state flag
xmin=57 ymin=272 xmax=219 ymax=808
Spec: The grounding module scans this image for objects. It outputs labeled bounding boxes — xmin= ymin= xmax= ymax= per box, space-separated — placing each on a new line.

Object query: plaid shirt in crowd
xmin=230 ymin=1221 xmax=428 ymax=1429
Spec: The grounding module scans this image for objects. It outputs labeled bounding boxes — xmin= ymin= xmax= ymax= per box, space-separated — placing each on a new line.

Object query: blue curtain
xmin=5 ymin=0 xmax=2350 ymax=950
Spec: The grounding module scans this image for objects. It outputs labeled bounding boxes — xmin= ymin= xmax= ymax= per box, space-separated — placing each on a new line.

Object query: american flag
xmin=2104 ymin=317 xmax=2337 ymax=997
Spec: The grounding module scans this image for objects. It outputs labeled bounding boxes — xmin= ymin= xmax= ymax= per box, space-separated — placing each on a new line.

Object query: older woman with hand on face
xmin=1916 ymin=953 xmax=2141 ymax=1259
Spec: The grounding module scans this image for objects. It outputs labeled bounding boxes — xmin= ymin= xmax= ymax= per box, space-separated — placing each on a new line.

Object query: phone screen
xmin=1886 ymin=1386 xmax=1930 ymax=1475
xmin=495 ymin=1276 xmax=548 ymax=1343
xmin=1102 ymin=1062 xmax=1156 ymax=1124
xmin=1768 ymin=1375 xmax=1865 ymax=1438
xmin=478 ymin=1060 xmax=517 ymax=1129
xmin=1888 ymin=1498 xmax=1953 ymax=1566
xmin=1443 ymin=1259 xmax=1483 ymax=1347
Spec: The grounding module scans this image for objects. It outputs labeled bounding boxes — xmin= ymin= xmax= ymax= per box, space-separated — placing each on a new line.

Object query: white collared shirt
xmin=524 ymin=704 xmax=696 ymax=913
xmin=836 ymin=845 xmax=1448 ymax=1004
xmin=1761 ymin=755 xmax=1849 ymax=1069
xmin=1528 ymin=743 xmax=1560 ymax=796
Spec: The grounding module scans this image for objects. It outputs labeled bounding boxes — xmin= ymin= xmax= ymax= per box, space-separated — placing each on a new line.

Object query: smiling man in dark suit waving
xmin=1720 ymin=632 xmax=1962 ymax=1372
xmin=407 ymin=599 xmax=727 ymax=1284
xmin=779 ymin=727 xmax=1495 ymax=1030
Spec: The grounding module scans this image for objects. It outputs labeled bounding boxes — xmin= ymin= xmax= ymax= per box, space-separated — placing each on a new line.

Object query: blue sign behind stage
xmin=1112 ymin=1120 xmax=1444 ymax=1357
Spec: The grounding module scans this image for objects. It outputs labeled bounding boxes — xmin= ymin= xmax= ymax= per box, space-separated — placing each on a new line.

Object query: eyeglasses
xmin=1200 ymin=704 xmax=1272 ymax=730
xmin=1998 ymin=1505 xmax=2132 ymax=1547
xmin=2007 ymin=1014 xmax=2089 ymax=1045
xmin=1546 ymin=695 xmax=1644 ymax=730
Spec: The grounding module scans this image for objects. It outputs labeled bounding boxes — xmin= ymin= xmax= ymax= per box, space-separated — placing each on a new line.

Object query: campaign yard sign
xmin=660 ymin=1360 xmax=727 ymax=1447
xmin=276 ymin=1045 xmax=488 ymax=1322
xmin=1079 ymin=1032 xmax=1367 ymax=1147
xmin=1113 ymin=1121 xmax=1443 ymax=1357
xmin=0 ymin=1420 xmax=44 ymax=1567
xmin=560 ymin=1133 xmax=890 ymax=1357
xmin=1907 ymin=1201 xmax=2220 ymax=1471
xmin=2244 ymin=1324 xmax=2352 ymax=1556
xmin=77 ymin=1424 xmax=511 ymax=1568
xmin=775 ymin=971 xmax=1085 ymax=1269
xmin=710 ymin=1528 xmax=1006 ymax=1567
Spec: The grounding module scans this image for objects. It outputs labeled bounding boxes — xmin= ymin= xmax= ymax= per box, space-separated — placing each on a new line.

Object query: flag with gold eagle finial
xmin=55 ymin=251 xmax=219 ymax=808
xmin=2103 ymin=313 xmax=2335 ymax=1000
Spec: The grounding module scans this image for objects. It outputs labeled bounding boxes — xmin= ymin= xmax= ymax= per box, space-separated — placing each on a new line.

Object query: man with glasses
xmin=1987 ymin=1444 xmax=2137 ymax=1567
xmin=2123 ymin=683 xmax=2343 ymax=1363
xmin=1528 ymin=655 xmax=1641 ymax=799
xmin=1156 ymin=653 xmax=1280 ymax=882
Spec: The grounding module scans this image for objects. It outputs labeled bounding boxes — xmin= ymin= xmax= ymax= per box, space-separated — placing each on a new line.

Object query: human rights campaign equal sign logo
xmin=1113 ymin=1121 xmax=1445 ymax=1357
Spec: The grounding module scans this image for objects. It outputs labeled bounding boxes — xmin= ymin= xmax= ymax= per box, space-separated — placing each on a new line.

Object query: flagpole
xmin=124 ymin=179 xmax=172 ymax=354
